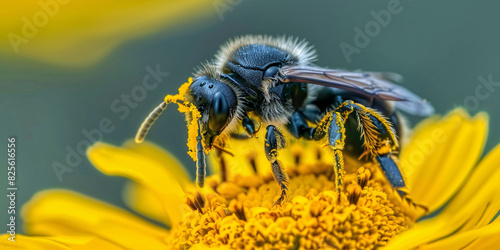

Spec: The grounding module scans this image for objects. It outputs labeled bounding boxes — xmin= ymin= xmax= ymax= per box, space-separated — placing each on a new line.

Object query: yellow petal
xmin=464 ymin=220 xmax=500 ymax=249
xmin=400 ymin=108 xmax=488 ymax=211
xmin=384 ymin=162 xmax=500 ymax=250
xmin=22 ymin=190 xmax=168 ymax=249
xmin=87 ymin=141 xmax=188 ymax=226
xmin=122 ymin=139 xmax=191 ymax=187
xmin=1 ymin=234 xmax=122 ymax=250
xmin=419 ymin=219 xmax=500 ymax=250
xmin=398 ymin=114 xmax=441 ymax=180
xmin=1 ymin=0 xmax=217 ymax=67
xmin=444 ymin=143 xmax=500 ymax=233
xmin=122 ymin=181 xmax=170 ymax=225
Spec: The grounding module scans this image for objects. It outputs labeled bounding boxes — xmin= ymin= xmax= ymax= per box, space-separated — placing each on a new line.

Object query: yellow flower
xmin=2 ymin=108 xmax=500 ymax=249
xmin=1 ymin=0 xmax=218 ymax=67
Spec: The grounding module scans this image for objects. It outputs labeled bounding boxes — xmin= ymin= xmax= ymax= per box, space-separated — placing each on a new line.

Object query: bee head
xmin=187 ymin=75 xmax=239 ymax=149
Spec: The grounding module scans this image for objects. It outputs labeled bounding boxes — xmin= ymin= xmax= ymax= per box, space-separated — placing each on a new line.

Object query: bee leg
xmin=338 ymin=102 xmax=403 ymax=186
xmin=265 ymin=125 xmax=289 ymax=206
xmin=318 ymin=100 xmax=396 ymax=201
xmin=328 ymin=112 xmax=347 ymax=202
xmin=376 ymin=154 xmax=428 ymax=213
xmin=310 ymin=110 xmax=347 ymax=201
xmin=337 ymin=101 xmax=420 ymax=204
xmin=196 ymin=128 xmax=206 ymax=188
xmin=376 ymin=154 xmax=407 ymax=196
xmin=287 ymin=111 xmax=315 ymax=140
xmin=230 ymin=116 xmax=261 ymax=139
xmin=337 ymin=100 xmax=399 ymax=157
xmin=242 ymin=116 xmax=258 ymax=137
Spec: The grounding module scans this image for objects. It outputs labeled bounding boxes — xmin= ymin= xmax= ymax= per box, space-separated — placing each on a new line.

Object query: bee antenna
xmin=135 ymin=101 xmax=168 ymax=143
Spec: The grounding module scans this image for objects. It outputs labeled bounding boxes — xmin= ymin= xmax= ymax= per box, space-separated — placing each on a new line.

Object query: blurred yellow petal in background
xmin=0 ymin=0 xmax=218 ymax=67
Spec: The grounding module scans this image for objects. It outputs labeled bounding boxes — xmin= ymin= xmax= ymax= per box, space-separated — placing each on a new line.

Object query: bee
xmin=135 ymin=35 xmax=434 ymax=205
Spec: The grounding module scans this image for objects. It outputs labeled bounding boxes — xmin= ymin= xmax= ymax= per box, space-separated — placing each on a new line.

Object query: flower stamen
xmin=247 ymin=153 xmax=258 ymax=174
xmin=186 ymin=192 xmax=206 ymax=213
xmin=347 ymin=183 xmax=362 ymax=205
xmin=230 ymin=201 xmax=247 ymax=221
xmin=170 ymin=159 xmax=414 ymax=249
xmin=357 ymin=166 xmax=372 ymax=189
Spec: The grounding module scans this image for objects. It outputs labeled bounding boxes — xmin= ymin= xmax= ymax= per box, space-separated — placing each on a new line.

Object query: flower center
xmin=166 ymin=153 xmax=419 ymax=249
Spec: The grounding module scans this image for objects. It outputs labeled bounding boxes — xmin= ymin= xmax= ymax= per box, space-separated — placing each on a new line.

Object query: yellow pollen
xmin=164 ymin=78 xmax=202 ymax=161
xmin=167 ymin=154 xmax=418 ymax=249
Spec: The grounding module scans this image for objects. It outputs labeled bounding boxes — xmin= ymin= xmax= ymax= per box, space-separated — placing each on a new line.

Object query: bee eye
xmin=264 ymin=65 xmax=280 ymax=78
xmin=209 ymin=92 xmax=230 ymax=132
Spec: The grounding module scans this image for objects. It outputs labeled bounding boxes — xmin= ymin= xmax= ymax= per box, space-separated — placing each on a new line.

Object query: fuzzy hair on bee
xmin=213 ymin=35 xmax=319 ymax=126
xmin=214 ymin=35 xmax=317 ymax=71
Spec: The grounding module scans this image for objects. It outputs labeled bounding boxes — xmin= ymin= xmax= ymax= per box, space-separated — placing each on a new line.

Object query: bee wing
xmin=278 ymin=65 xmax=434 ymax=116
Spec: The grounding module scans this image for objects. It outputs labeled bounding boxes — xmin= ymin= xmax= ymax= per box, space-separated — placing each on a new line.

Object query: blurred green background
xmin=1 ymin=0 xmax=499 ymax=232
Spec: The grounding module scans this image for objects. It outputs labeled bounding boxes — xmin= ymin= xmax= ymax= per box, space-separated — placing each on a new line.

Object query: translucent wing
xmin=277 ymin=65 xmax=434 ymax=116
